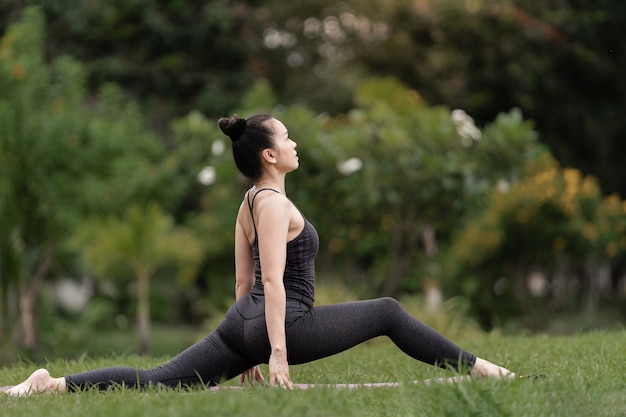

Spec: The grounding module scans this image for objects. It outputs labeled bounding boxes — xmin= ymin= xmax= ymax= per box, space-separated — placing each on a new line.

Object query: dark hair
xmin=218 ymin=114 xmax=274 ymax=180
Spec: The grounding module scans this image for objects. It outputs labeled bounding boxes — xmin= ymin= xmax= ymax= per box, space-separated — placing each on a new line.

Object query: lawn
xmin=1 ymin=330 xmax=625 ymax=417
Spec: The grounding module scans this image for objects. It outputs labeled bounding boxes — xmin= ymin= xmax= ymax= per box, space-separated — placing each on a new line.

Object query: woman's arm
xmin=255 ymin=194 xmax=293 ymax=389
xmin=234 ymin=202 xmax=265 ymax=385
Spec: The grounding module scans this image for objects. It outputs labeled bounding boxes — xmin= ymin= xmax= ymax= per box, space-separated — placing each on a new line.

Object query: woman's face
xmin=267 ymin=118 xmax=299 ymax=173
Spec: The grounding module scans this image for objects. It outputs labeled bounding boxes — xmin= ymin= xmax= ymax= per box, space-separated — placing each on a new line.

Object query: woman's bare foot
xmin=469 ymin=357 xmax=516 ymax=380
xmin=6 ymin=369 xmax=67 ymax=396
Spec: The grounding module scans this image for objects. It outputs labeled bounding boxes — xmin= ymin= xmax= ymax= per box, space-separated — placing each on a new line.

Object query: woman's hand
xmin=239 ymin=366 xmax=265 ymax=386
xmin=269 ymin=350 xmax=293 ymax=389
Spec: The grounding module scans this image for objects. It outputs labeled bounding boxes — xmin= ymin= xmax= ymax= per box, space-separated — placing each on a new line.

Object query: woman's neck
xmin=254 ymin=178 xmax=285 ymax=195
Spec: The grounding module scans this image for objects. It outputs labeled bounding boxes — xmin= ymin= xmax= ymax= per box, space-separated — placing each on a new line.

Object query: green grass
xmin=2 ymin=330 xmax=625 ymax=417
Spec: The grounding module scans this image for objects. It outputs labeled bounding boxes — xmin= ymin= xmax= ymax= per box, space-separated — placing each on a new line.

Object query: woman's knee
xmin=369 ymin=297 xmax=405 ymax=319
xmin=376 ymin=296 xmax=401 ymax=310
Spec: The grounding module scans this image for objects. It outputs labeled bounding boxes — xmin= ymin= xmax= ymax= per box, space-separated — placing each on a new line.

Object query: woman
xmin=4 ymin=114 xmax=514 ymax=396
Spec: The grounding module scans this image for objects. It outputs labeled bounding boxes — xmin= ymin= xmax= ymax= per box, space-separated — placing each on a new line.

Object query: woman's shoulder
xmin=254 ymin=190 xmax=291 ymax=214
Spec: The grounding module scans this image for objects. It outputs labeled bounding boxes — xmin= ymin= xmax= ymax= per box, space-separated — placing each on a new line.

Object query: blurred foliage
xmin=1 ymin=4 xmax=626 ymax=361
xmin=447 ymin=154 xmax=626 ymax=329
xmin=74 ymin=202 xmax=203 ymax=354
xmin=253 ymin=0 xmax=626 ymax=197
xmin=3 ymin=0 xmax=625 ymax=197
xmin=0 ymin=7 xmax=191 ymax=356
xmin=0 ymin=0 xmax=258 ymax=127
xmin=275 ymin=77 xmax=549 ymax=297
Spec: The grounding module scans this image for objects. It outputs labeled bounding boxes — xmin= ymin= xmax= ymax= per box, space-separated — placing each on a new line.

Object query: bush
xmin=447 ymin=154 xmax=626 ymax=329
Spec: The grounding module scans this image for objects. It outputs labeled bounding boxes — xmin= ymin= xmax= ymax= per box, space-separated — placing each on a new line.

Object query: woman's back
xmin=246 ymin=188 xmax=319 ymax=307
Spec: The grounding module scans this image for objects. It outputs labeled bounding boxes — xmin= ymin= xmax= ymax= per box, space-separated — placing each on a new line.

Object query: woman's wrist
xmin=271 ymin=346 xmax=286 ymax=355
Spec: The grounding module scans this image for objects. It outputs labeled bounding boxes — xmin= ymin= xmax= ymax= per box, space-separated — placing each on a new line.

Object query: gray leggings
xmin=65 ymin=296 xmax=476 ymax=391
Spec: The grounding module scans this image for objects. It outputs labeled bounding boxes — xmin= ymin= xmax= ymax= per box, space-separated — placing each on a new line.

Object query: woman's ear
xmin=261 ymin=148 xmax=276 ymax=164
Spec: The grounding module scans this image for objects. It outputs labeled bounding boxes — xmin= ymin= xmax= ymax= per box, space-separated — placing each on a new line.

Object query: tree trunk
xmin=18 ymin=288 xmax=37 ymax=351
xmin=381 ymin=212 xmax=424 ymax=297
xmin=513 ymin=266 xmax=533 ymax=327
xmin=420 ymin=223 xmax=442 ymax=310
xmin=421 ymin=223 xmax=438 ymax=257
xmin=15 ymin=245 xmax=55 ymax=353
xmin=1 ymin=285 xmax=18 ymax=361
xmin=382 ymin=220 xmax=408 ymax=296
xmin=136 ymin=270 xmax=151 ymax=355
xmin=583 ymin=256 xmax=611 ymax=315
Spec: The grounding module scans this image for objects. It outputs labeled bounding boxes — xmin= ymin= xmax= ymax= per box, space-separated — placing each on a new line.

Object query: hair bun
xmin=218 ymin=116 xmax=247 ymax=142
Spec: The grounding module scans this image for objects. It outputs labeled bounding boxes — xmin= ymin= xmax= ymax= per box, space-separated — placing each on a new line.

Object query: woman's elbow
xmin=236 ymin=277 xmax=253 ymax=292
xmin=262 ymin=275 xmax=284 ymax=289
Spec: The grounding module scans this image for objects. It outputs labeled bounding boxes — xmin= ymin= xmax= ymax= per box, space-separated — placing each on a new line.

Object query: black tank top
xmin=247 ymin=188 xmax=319 ymax=307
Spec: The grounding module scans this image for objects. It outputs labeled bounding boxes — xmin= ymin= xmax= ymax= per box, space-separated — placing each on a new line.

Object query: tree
xmin=1 ymin=0 xmax=263 ymax=129
xmin=0 ymin=7 xmax=180 ymax=357
xmin=449 ymin=154 xmax=626 ymax=329
xmin=0 ymin=7 xmax=90 ymax=354
xmin=6 ymin=0 xmax=626 ymax=196
xmin=242 ymin=0 xmax=626 ymax=197
xmin=75 ymin=203 xmax=203 ymax=355
xmin=258 ymin=78 xmax=546 ymax=299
